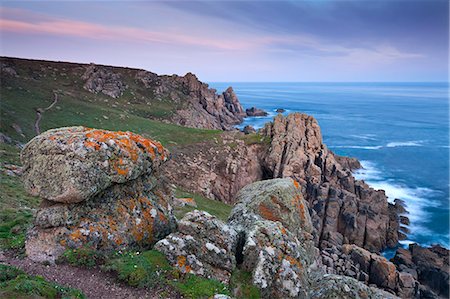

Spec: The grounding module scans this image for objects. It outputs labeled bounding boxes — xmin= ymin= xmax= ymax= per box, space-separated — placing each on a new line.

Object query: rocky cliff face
xmin=162 ymin=132 xmax=264 ymax=204
xmin=259 ymin=113 xmax=399 ymax=253
xmin=167 ymin=113 xmax=399 ymax=254
xmin=21 ymin=127 xmax=176 ymax=262
xmin=135 ymin=70 xmax=245 ymax=130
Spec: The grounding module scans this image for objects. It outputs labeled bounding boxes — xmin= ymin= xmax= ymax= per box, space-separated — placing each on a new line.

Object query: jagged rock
xmin=155 ymin=210 xmax=237 ymax=283
xmin=246 ymin=107 xmax=268 ymax=117
xmin=163 ymin=131 xmax=263 ymax=204
xmin=259 ymin=113 xmax=399 ymax=253
xmin=22 ymin=127 xmax=175 ymax=262
xmin=136 ymin=70 xmax=245 ymax=130
xmin=309 ymin=274 xmax=398 ymax=299
xmin=82 ymin=64 xmax=127 ymax=98
xmin=392 ymin=244 xmax=449 ymax=298
xmin=242 ymin=125 xmax=256 ymax=135
xmin=276 ymin=108 xmax=286 ymax=113
xmin=21 ymin=127 xmax=168 ymax=203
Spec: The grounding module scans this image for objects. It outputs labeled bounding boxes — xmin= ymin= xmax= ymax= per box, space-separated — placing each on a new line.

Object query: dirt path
xmin=1 ymin=253 xmax=181 ymax=299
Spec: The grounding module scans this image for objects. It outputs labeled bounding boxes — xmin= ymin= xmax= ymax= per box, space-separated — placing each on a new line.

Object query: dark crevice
xmin=235 ymin=231 xmax=246 ymax=266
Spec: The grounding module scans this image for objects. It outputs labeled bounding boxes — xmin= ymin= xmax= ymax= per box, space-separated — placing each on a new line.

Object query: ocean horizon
xmin=210 ymin=81 xmax=450 ymax=251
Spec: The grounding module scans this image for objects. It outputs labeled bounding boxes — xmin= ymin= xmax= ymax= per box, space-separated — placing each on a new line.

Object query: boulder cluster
xmin=21 ymin=127 xmax=176 ymax=262
xmin=156 ymin=178 xmax=395 ymax=299
xmin=82 ymin=64 xmax=128 ymax=98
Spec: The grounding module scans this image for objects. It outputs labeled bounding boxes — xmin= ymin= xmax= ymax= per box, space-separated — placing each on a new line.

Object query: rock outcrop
xmin=154 ymin=210 xmax=237 ymax=283
xmin=136 ymin=70 xmax=245 ymax=130
xmin=246 ymin=107 xmax=268 ymax=117
xmin=392 ymin=244 xmax=449 ymax=298
xmin=259 ymin=113 xmax=399 ymax=253
xmin=162 ymin=132 xmax=264 ymax=204
xmin=82 ymin=64 xmax=127 ymax=98
xmin=156 ymin=179 xmax=395 ymax=298
xmin=22 ymin=127 xmax=176 ymax=262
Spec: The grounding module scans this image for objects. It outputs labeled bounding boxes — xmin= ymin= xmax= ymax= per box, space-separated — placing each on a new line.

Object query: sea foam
xmin=354 ymin=161 xmax=440 ymax=242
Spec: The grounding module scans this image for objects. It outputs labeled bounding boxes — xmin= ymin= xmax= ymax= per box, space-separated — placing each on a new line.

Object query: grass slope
xmin=1 ymin=57 xmax=221 ymax=147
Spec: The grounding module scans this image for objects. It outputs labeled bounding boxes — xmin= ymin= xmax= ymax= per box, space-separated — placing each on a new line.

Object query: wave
xmin=354 ymin=161 xmax=443 ymax=245
xmin=350 ymin=134 xmax=377 ymax=141
xmin=331 ymin=145 xmax=382 ymax=150
xmin=386 ymin=141 xmax=424 ymax=148
xmin=331 ymin=140 xmax=426 ymax=150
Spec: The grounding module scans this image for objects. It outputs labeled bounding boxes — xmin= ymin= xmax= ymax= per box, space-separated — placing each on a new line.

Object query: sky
xmin=0 ymin=1 xmax=448 ymax=82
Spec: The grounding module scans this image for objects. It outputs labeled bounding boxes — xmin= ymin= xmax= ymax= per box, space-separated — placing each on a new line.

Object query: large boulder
xmin=22 ymin=127 xmax=176 ymax=262
xmin=154 ymin=210 xmax=237 ymax=283
xmin=21 ymin=126 xmax=168 ymax=203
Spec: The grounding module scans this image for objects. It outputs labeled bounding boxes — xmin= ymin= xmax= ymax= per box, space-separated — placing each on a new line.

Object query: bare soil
xmin=1 ymin=252 xmax=182 ymax=299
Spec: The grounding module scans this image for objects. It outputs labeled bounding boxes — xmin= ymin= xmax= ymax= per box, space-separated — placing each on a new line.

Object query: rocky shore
xmin=1 ymin=57 xmax=447 ymax=298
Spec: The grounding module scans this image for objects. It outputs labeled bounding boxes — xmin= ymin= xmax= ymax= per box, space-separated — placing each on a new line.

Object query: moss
xmin=0 ymin=264 xmax=85 ymax=299
xmin=230 ymin=269 xmax=261 ymax=299
xmin=174 ymin=189 xmax=232 ymax=222
xmin=105 ymin=250 xmax=231 ymax=298
xmin=103 ymin=250 xmax=171 ymax=288
xmin=172 ymin=273 xmax=231 ymax=299
xmin=58 ymin=246 xmax=106 ymax=268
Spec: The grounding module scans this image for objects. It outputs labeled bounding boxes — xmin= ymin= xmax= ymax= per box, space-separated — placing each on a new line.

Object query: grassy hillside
xmin=1 ymin=57 xmax=221 ymax=146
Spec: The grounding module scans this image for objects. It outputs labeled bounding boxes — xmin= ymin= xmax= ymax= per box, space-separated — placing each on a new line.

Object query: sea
xmin=209 ymin=82 xmax=449 ymax=251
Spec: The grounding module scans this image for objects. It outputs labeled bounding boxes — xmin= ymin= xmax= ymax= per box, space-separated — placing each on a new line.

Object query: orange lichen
xmin=177 ymin=255 xmax=191 ymax=273
xmin=258 ymin=203 xmax=281 ymax=222
xmin=281 ymin=227 xmax=287 ymax=235
xmin=83 ymin=128 xmax=166 ymax=162
xmin=292 ymin=179 xmax=300 ymax=189
xmin=285 ymin=255 xmax=303 ymax=268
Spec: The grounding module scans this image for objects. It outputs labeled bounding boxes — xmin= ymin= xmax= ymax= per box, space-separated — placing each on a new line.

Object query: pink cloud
xmin=0 ymin=8 xmax=252 ymax=50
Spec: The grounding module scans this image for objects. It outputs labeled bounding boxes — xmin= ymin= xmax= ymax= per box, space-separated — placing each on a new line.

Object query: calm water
xmin=210 ymin=82 xmax=449 ymax=248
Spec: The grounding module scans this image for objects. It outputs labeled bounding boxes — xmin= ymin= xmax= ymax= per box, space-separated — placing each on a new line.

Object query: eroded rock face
xmin=259 ymin=113 xmax=399 ymax=253
xmin=82 ymin=64 xmax=127 ymax=98
xmin=392 ymin=244 xmax=449 ymax=298
xmin=154 ymin=210 xmax=237 ymax=283
xmin=22 ymin=127 xmax=176 ymax=262
xmin=135 ymin=71 xmax=245 ymax=130
xmin=163 ymin=132 xmax=264 ymax=204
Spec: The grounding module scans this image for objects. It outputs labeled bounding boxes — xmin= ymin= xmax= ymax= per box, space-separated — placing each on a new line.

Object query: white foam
xmin=386 ymin=141 xmax=424 ymax=148
xmin=354 ymin=160 xmax=441 ymax=243
xmin=350 ymin=134 xmax=377 ymax=141
xmin=331 ymin=145 xmax=382 ymax=150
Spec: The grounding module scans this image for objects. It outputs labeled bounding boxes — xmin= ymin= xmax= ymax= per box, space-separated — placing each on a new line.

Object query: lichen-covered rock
xmin=23 ymin=127 xmax=175 ymax=262
xmin=229 ymin=178 xmax=313 ymax=239
xmin=21 ymin=126 xmax=168 ymax=203
xmin=310 ymin=274 xmax=398 ymax=299
xmin=237 ymin=219 xmax=313 ymax=298
xmin=155 ymin=210 xmax=237 ymax=283
xmin=228 ymin=178 xmax=317 ymax=298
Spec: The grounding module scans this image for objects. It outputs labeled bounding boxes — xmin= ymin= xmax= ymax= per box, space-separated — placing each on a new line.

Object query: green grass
xmin=0 ymin=264 xmax=85 ymax=299
xmin=230 ymin=269 xmax=261 ymax=299
xmin=104 ymin=250 xmax=230 ymax=298
xmin=174 ymin=189 xmax=233 ymax=222
xmin=0 ymin=143 xmax=39 ymax=251
xmin=58 ymin=246 xmax=106 ymax=269
xmin=1 ymin=57 xmax=221 ymax=147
